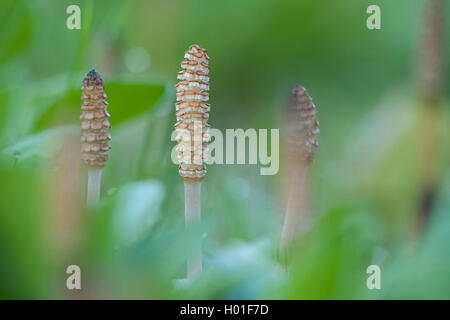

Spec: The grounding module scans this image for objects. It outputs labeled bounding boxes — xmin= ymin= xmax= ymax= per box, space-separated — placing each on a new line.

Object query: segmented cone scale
xmin=80 ymin=70 xmax=111 ymax=168
xmin=288 ymin=85 xmax=319 ymax=165
xmin=175 ymin=45 xmax=211 ymax=181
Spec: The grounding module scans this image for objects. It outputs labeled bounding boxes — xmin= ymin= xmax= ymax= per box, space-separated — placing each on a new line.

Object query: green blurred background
xmin=0 ymin=0 xmax=449 ymax=299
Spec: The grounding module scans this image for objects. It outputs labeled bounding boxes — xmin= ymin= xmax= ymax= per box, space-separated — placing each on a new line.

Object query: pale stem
xmin=184 ymin=180 xmax=202 ymax=278
xmin=87 ymin=168 xmax=102 ymax=207
xmin=281 ymin=165 xmax=308 ymax=249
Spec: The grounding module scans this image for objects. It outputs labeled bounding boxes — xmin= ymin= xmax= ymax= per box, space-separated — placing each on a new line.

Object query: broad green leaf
xmin=3 ymin=125 xmax=78 ymax=162
xmin=0 ymin=167 xmax=53 ymax=299
xmin=0 ymin=1 xmax=32 ymax=65
xmin=35 ymin=80 xmax=167 ymax=131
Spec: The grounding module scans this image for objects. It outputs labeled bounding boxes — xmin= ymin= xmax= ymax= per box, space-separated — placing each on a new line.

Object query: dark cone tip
xmin=87 ymin=69 xmax=98 ymax=76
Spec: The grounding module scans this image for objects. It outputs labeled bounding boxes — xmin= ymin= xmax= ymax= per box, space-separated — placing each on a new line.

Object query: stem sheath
xmin=87 ymin=168 xmax=102 ymax=207
xmin=281 ymin=165 xmax=308 ymax=249
xmin=184 ymin=180 xmax=202 ymax=278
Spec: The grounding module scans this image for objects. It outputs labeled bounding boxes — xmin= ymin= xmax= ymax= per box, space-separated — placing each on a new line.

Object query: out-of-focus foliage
xmin=0 ymin=0 xmax=449 ymax=299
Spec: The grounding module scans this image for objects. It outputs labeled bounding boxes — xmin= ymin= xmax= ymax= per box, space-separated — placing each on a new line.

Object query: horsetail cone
xmin=80 ymin=69 xmax=111 ymax=168
xmin=281 ymin=85 xmax=319 ymax=248
xmin=175 ymin=45 xmax=211 ymax=181
xmin=288 ymin=85 xmax=319 ymax=165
